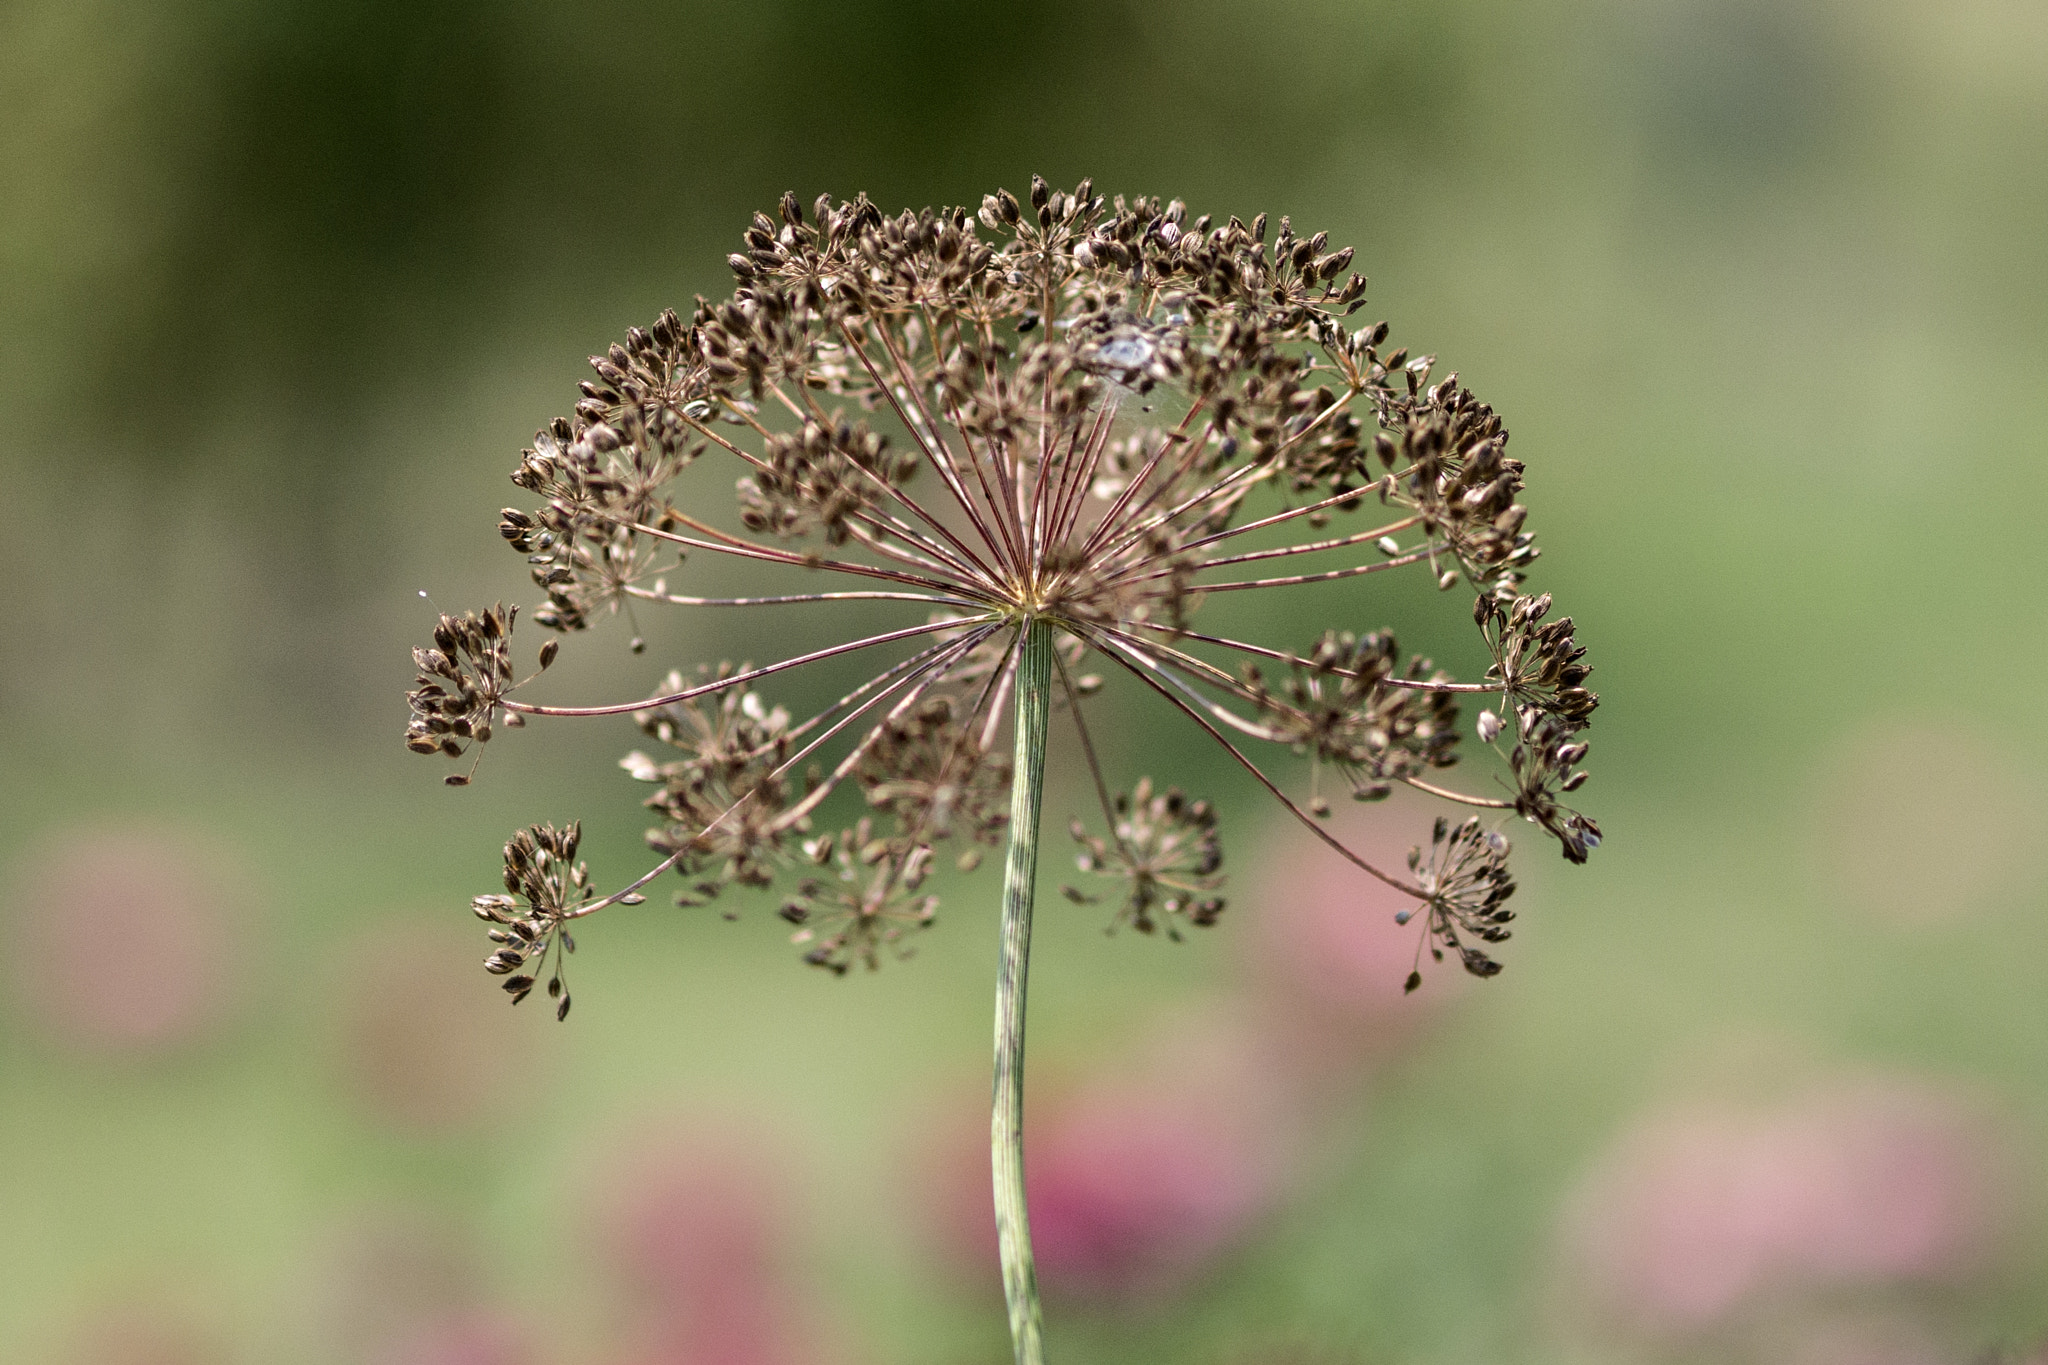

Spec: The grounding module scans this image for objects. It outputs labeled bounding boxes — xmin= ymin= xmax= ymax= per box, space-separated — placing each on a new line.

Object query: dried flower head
xmin=778 ymin=816 xmax=942 ymax=974
xmin=472 ymin=821 xmax=616 ymax=1020
xmin=405 ymin=604 xmax=552 ymax=782
xmin=407 ymin=177 xmax=1603 ymax=1008
xmin=1399 ymin=814 xmax=1517 ymax=989
xmin=1062 ymin=777 xmax=1225 ymax=940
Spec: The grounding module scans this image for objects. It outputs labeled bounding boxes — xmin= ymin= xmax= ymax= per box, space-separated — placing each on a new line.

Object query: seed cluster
xmin=406 ymin=178 xmax=1602 ymax=1007
xmin=1241 ymin=630 xmax=1461 ymax=806
xmin=1400 ymin=815 xmax=1519 ymax=990
xmin=405 ymin=605 xmax=548 ymax=780
xmin=1062 ymin=778 xmax=1225 ymax=940
xmin=472 ymin=822 xmax=613 ymax=1020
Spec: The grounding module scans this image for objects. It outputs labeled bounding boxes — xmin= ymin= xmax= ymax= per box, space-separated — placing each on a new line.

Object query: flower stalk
xmin=993 ymin=618 xmax=1051 ymax=1365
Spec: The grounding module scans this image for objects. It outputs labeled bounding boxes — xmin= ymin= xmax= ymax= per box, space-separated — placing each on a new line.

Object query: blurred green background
xmin=5 ymin=0 xmax=2048 ymax=1361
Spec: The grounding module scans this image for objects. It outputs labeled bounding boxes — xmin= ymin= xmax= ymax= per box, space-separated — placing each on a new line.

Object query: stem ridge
xmin=993 ymin=619 xmax=1051 ymax=1365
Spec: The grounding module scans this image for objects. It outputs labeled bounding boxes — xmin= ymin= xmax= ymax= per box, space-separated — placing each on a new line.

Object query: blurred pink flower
xmin=377 ymin=1310 xmax=537 ymax=1365
xmin=929 ymin=1011 xmax=1300 ymax=1305
xmin=334 ymin=921 xmax=553 ymax=1134
xmin=1561 ymin=1076 xmax=2009 ymax=1334
xmin=1242 ymin=799 xmax=1465 ymax=1067
xmin=9 ymin=825 xmax=251 ymax=1054
xmin=1026 ymin=1078 xmax=1269 ymax=1300
xmin=591 ymin=1122 xmax=831 ymax=1365
xmin=313 ymin=1206 xmax=538 ymax=1365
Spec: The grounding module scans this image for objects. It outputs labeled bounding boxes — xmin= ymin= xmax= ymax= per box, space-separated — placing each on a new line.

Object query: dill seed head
xmin=1063 ymin=777 xmax=1226 ymax=941
xmin=477 ymin=821 xmax=595 ymax=1020
xmin=1401 ymin=815 xmax=1518 ymax=990
xmin=406 ymin=178 xmax=1603 ymax=1009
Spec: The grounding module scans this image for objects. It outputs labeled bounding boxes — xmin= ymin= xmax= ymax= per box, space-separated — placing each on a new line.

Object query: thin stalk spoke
xmin=838 ymin=430 xmax=1015 ymax=586
xmin=1192 ymin=545 xmax=1433 ymax=593
xmin=846 ymin=328 xmax=1020 ymax=575
xmin=754 ymin=369 xmax=1013 ymax=589
xmin=1080 ymin=626 xmax=1425 ymax=897
xmin=1094 ymin=385 xmax=1362 ymax=561
xmin=1148 ymin=626 xmax=1505 ymax=693
xmin=677 ymin=410 xmax=776 ymax=473
xmin=570 ymin=627 xmax=996 ymax=921
xmin=865 ymin=624 xmax=1025 ymax=903
xmin=627 ymin=516 xmax=996 ymax=603
xmin=1264 ymin=388 xmax=1359 ymax=462
xmin=844 ymin=521 xmax=981 ymax=580
xmin=842 ymin=493 xmax=1001 ymax=583
xmin=1051 ymin=642 xmax=1136 ymax=862
xmin=977 ymin=629 xmax=1027 ymax=754
xmin=505 ymin=617 xmax=996 ymax=718
xmin=624 ymin=586 xmax=972 ymax=609
xmin=1091 ymin=452 xmax=1273 ymax=570
xmin=1401 ymin=776 xmax=1514 ymax=808
xmin=922 ymin=301 xmax=1033 ymax=563
xmin=1074 ymin=396 xmax=1212 ymax=561
xmin=846 ymin=325 xmax=1005 ymax=555
xmin=1124 ymin=641 xmax=1486 ymax=814
xmin=1088 ymin=628 xmax=1283 ymax=740
xmin=563 ymin=847 xmax=691 ymax=921
xmin=1099 ymin=520 xmax=1426 ymax=591
xmin=1047 ymin=397 xmax=1120 ymax=557
xmin=1176 ymin=506 xmax=1420 ymax=561
xmin=1023 ymin=410 xmax=1074 ymax=565
xmin=772 ymin=625 xmax=1000 ymax=829
xmin=747 ymin=635 xmax=969 ymax=755
xmin=943 ymin=395 xmax=1036 ymax=577
xmin=1081 ymin=622 xmax=1293 ymax=729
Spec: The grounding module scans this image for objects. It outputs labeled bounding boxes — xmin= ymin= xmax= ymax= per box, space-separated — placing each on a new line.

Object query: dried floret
xmin=858 ymin=695 xmax=1011 ymax=849
xmin=1064 ymin=778 xmax=1226 ymax=940
xmin=1475 ymin=592 xmax=1599 ymax=732
xmin=478 ymin=822 xmax=608 ymax=1020
xmin=404 ymin=604 xmax=551 ymax=782
xmin=777 ymin=818 xmax=940 ymax=973
xmin=737 ymin=416 xmax=918 ymax=545
xmin=629 ymin=664 xmax=798 ymax=903
xmin=1242 ymin=631 xmax=1461 ymax=802
xmin=1401 ymin=815 xmax=1518 ymax=988
xmin=1510 ymin=707 xmax=1603 ymax=863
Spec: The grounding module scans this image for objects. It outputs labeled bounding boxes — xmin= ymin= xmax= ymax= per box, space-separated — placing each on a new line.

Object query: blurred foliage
xmin=3 ymin=0 xmax=2048 ymax=1361
xmin=3 ymin=0 xmax=1464 ymax=454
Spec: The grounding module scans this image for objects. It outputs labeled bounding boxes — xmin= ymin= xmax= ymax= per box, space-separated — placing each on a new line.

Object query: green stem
xmin=993 ymin=618 xmax=1052 ymax=1365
